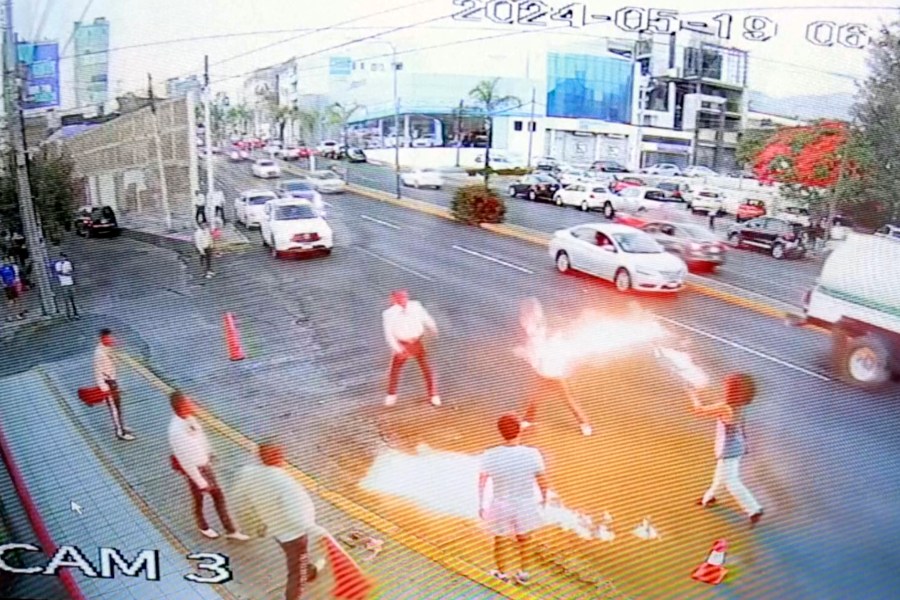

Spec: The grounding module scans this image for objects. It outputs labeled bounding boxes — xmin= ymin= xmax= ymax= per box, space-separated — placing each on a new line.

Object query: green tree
xmin=328 ymin=102 xmax=363 ymax=148
xmin=851 ymin=19 xmax=900 ymax=224
xmin=735 ymin=128 xmax=776 ymax=170
xmin=227 ymin=103 xmax=252 ymax=134
xmin=0 ymin=150 xmax=79 ymax=243
xmin=294 ymin=108 xmax=323 ymax=145
xmin=467 ymin=78 xmax=521 ymax=186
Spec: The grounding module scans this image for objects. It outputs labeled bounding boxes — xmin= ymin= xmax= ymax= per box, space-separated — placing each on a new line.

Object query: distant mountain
xmin=748 ymin=91 xmax=856 ymax=122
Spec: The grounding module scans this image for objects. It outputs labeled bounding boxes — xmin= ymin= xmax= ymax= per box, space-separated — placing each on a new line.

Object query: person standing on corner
xmin=694 ymin=372 xmax=764 ymax=527
xmin=194 ymin=222 xmax=215 ymax=279
xmin=1 ymin=257 xmax=26 ymax=322
xmin=54 ymin=252 xmax=79 ymax=321
xmin=382 ymin=289 xmax=441 ymax=407
xmin=194 ymin=190 xmax=208 ymax=225
xmin=232 ymin=441 xmax=326 ymax=600
xmin=167 ymin=391 xmax=249 ymax=541
xmin=93 ymin=328 xmax=135 ymax=441
xmin=478 ymin=414 xmax=548 ymax=586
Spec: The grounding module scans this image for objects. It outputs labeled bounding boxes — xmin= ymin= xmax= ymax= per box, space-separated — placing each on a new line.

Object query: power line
xmin=59 ymin=0 xmax=94 ymax=57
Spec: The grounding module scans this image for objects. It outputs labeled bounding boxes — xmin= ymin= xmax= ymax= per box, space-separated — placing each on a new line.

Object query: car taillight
xmin=292 ymin=232 xmax=320 ymax=242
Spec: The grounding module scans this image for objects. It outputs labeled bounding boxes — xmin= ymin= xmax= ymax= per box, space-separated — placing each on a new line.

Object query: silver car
xmin=639 ymin=220 xmax=727 ymax=272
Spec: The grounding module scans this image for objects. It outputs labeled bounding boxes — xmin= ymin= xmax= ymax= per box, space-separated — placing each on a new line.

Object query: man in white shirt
xmin=210 ymin=189 xmax=226 ymax=225
xmin=381 ymin=289 xmax=440 ymax=407
xmin=93 ymin=328 xmax=134 ymax=441
xmin=193 ymin=222 xmax=215 ymax=279
xmin=478 ymin=414 xmax=548 ymax=586
xmin=54 ymin=252 xmax=79 ymax=320
xmin=193 ymin=190 xmax=208 ymax=225
xmin=168 ymin=391 xmax=248 ymax=541
xmin=232 ymin=442 xmax=325 ymax=600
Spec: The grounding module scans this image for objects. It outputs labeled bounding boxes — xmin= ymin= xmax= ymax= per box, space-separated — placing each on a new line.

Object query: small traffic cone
xmin=632 ymin=517 xmax=660 ymax=540
xmin=691 ymin=539 xmax=729 ymax=585
xmin=223 ymin=312 xmax=245 ymax=361
xmin=323 ymin=534 xmax=374 ymax=600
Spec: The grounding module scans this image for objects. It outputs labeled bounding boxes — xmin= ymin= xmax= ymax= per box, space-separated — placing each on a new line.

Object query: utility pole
xmin=203 ymin=55 xmax=214 ymax=198
xmin=391 ymin=47 xmax=401 ymax=199
xmin=3 ymin=0 xmax=55 ymax=316
xmin=454 ymin=99 xmax=463 ymax=168
xmin=147 ymin=74 xmax=172 ymax=231
xmin=526 ymin=87 xmax=536 ymax=169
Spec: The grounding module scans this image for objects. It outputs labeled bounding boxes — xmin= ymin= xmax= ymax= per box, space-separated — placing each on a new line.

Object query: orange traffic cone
xmin=223 ymin=312 xmax=245 ymax=361
xmin=323 ymin=534 xmax=374 ymax=600
xmin=691 ymin=539 xmax=728 ymax=585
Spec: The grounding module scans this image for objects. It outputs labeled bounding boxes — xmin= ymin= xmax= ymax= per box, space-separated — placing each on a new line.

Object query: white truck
xmin=792 ymin=232 xmax=900 ymax=389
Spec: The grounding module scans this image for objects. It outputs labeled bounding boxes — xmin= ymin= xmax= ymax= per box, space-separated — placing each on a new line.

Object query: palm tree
xmin=328 ymin=102 xmax=363 ymax=148
xmin=227 ymin=103 xmax=252 ymax=134
xmin=468 ymin=78 xmax=521 ymax=186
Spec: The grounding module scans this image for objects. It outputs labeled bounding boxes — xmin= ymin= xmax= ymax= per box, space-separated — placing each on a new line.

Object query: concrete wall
xmin=57 ymin=96 xmax=197 ymax=228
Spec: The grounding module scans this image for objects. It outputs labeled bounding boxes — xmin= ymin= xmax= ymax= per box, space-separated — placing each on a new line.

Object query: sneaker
xmin=205 ymin=272 xmax=214 ymax=279
xmin=697 ymin=496 xmax=716 ymax=507
xmin=384 ymin=394 xmax=397 ymax=407
xmin=225 ymin=531 xmax=250 ymax=541
xmin=489 ymin=569 xmax=510 ymax=583
xmin=750 ymin=510 xmax=764 ymax=527
xmin=122 ymin=426 xmax=134 ymax=435
xmin=307 ymin=558 xmax=326 ymax=583
xmin=200 ymin=528 xmax=220 ymax=539
xmin=580 ymin=423 xmax=593 ymax=437
xmin=430 ymin=395 xmax=442 ymax=407
xmin=116 ymin=432 xmax=135 ymax=441
xmin=515 ymin=571 xmax=531 ymax=586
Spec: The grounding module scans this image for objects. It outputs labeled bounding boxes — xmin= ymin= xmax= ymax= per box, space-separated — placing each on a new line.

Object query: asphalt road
xmin=210 ymin=158 xmax=900 ymax=599
xmin=267 ymin=155 xmax=820 ymax=308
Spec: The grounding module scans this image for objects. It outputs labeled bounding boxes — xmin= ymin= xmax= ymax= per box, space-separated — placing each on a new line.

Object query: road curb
xmin=120 ymin=353 xmax=537 ymax=600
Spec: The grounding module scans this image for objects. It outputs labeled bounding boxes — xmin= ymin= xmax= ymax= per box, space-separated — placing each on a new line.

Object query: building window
xmin=514 ymin=120 xmax=523 ymax=131
xmin=546 ymin=53 xmax=634 ymax=123
xmin=529 ymin=122 xmax=536 ymax=132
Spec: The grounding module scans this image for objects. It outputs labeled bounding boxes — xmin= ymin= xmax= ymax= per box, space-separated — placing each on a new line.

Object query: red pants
xmin=387 ymin=338 xmax=436 ymax=396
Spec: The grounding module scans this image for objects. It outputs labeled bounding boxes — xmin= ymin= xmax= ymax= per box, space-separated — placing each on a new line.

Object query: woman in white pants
xmin=693 ymin=372 xmax=764 ymax=527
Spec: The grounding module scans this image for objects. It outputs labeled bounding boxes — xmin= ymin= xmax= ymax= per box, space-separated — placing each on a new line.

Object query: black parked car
xmin=590 ymin=160 xmax=629 ymax=173
xmin=74 ymin=205 xmax=120 ymax=238
xmin=507 ymin=174 xmax=560 ymax=202
xmin=726 ymin=217 xmax=806 ymax=260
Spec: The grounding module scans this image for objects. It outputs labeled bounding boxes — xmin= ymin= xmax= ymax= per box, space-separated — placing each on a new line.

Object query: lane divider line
xmin=654 ymin=316 xmax=832 ymax=382
xmin=360 ymin=214 xmax=401 ymax=230
xmin=119 ymin=353 xmax=538 ymax=600
xmin=355 ymin=247 xmax=435 ymax=282
xmin=452 ymin=245 xmax=534 ymax=274
xmin=34 ymin=366 xmax=241 ymax=600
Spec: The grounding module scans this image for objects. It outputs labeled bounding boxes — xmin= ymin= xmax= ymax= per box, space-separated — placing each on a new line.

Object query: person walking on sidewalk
xmin=194 ymin=222 xmax=215 ymax=279
xmin=194 ymin=190 xmax=208 ymax=225
xmin=232 ymin=441 xmax=326 ymax=600
xmin=478 ymin=414 xmax=549 ymax=586
xmin=54 ymin=253 xmax=79 ymax=321
xmin=694 ymin=372 xmax=764 ymax=527
xmin=93 ymin=328 xmax=135 ymax=441
xmin=382 ymin=289 xmax=441 ymax=407
xmin=1 ymin=257 xmax=26 ymax=322
xmin=167 ymin=391 xmax=249 ymax=541
xmin=210 ymin=189 xmax=226 ymax=225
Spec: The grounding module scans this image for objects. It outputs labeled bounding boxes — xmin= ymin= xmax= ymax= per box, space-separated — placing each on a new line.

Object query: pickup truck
xmin=791 ymin=232 xmax=900 ymax=389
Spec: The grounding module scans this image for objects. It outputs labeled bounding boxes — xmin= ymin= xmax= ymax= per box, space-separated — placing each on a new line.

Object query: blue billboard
xmin=546 ymin=53 xmax=633 ymax=123
xmin=329 ymin=56 xmax=352 ymax=76
xmin=17 ymin=41 xmax=60 ymax=110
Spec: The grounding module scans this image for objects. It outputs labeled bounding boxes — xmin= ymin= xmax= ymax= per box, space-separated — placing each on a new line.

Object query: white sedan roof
xmin=570 ymin=222 xmax=642 ymax=235
xmin=241 ymin=189 xmax=277 ymax=197
xmin=269 ymin=197 xmax=313 ymax=207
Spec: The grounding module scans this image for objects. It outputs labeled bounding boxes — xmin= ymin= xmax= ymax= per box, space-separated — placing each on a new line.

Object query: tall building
xmin=166 ymin=75 xmax=202 ymax=99
xmin=73 ymin=17 xmax=110 ymax=109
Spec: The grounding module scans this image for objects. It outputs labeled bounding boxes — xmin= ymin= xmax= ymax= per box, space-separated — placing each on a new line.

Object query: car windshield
xmin=283 ymin=181 xmax=314 ymax=191
xmin=274 ymin=204 xmax=317 ymax=220
xmin=645 ymin=191 xmax=668 ymax=200
xmin=535 ymin=175 xmax=556 ymax=183
xmin=613 ymin=232 xmax=663 ymax=253
xmin=257 ymin=160 xmax=274 ymax=167
xmin=698 ymin=191 xmax=721 ymax=198
xmin=678 ymin=224 xmax=720 ymax=241
xmin=248 ymin=195 xmax=273 ymax=205
xmin=313 ymin=172 xmax=338 ymax=180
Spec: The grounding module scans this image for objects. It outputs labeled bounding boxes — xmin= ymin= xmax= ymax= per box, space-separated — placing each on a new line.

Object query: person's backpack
xmin=0 ymin=264 xmax=15 ymax=287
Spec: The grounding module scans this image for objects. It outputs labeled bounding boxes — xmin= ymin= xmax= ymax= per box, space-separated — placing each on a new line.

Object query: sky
xmin=17 ymin=0 xmax=898 ymax=112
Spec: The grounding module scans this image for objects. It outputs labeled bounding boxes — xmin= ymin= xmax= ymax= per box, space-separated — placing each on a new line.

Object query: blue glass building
xmin=546 ymin=53 xmax=633 ymax=124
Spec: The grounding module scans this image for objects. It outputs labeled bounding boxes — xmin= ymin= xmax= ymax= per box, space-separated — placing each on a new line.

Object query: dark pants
xmin=279 ymin=535 xmax=319 ymax=600
xmin=195 ymin=206 xmax=207 ymax=225
xmin=200 ymin=250 xmax=213 ymax=273
xmin=187 ymin=465 xmax=236 ymax=533
xmin=105 ymin=379 xmax=127 ymax=435
xmin=387 ymin=338 xmax=436 ymax=396
xmin=214 ymin=205 xmax=226 ymax=224
xmin=60 ymin=286 xmax=78 ymax=318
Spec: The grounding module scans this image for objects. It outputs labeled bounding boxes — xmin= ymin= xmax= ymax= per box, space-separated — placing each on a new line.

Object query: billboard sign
xmin=329 ymin=56 xmax=352 ymax=76
xmin=17 ymin=41 xmax=60 ymax=110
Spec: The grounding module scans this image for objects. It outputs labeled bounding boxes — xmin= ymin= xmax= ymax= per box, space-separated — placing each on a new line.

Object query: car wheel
xmin=728 ymin=232 xmax=742 ymax=248
xmin=508 ymin=186 xmax=517 ymax=197
xmin=555 ymin=251 xmax=571 ymax=274
xmin=413 ymin=181 xmax=419 ymax=189
xmin=322 ymin=248 xmax=333 ymax=256
xmin=838 ymin=333 xmax=892 ymax=389
xmin=528 ymin=190 xmax=537 ymax=201
xmin=614 ymin=268 xmax=632 ymax=293
xmin=580 ymin=200 xmax=590 ymax=212
xmin=771 ymin=243 xmax=785 ymax=259
xmin=554 ymin=196 xmax=563 ymax=206
xmin=434 ymin=186 xmax=441 ymax=190
xmin=603 ymin=202 xmax=614 ymax=219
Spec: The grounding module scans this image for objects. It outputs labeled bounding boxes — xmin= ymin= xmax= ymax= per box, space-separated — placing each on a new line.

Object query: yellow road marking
xmin=119 ymin=354 xmax=540 ymax=600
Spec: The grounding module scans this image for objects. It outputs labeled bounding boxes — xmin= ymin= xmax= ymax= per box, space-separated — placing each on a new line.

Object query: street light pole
xmin=147 ymin=74 xmax=173 ymax=231
xmin=455 ymin=99 xmax=463 ymax=168
xmin=203 ymin=55 xmax=214 ymax=199
xmin=526 ymin=86 xmax=536 ymax=169
xmin=390 ymin=43 xmax=401 ymax=199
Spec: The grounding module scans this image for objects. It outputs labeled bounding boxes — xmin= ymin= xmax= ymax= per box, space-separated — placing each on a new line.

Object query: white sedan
xmin=641 ymin=163 xmax=683 ymax=177
xmin=619 ymin=186 xmax=684 ymax=212
xmin=400 ymin=168 xmax=444 ymax=189
xmin=548 ymin=222 xmax=687 ymax=293
xmin=309 ymin=170 xmax=347 ymax=194
xmin=234 ymin=189 xmax=278 ymax=228
xmin=251 ymin=159 xmax=281 ymax=178
xmin=685 ymin=187 xmax=725 ymax=215
xmin=260 ymin=199 xmax=333 ymax=258
xmin=553 ymin=183 xmax=639 ymax=216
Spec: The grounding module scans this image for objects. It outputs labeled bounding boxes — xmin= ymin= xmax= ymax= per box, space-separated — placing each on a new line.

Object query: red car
xmin=611 ymin=176 xmax=646 ymax=194
xmin=736 ymin=199 xmax=767 ymax=222
xmin=613 ymin=213 xmax=647 ymax=228
xmin=297 ymin=147 xmax=313 ymax=158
